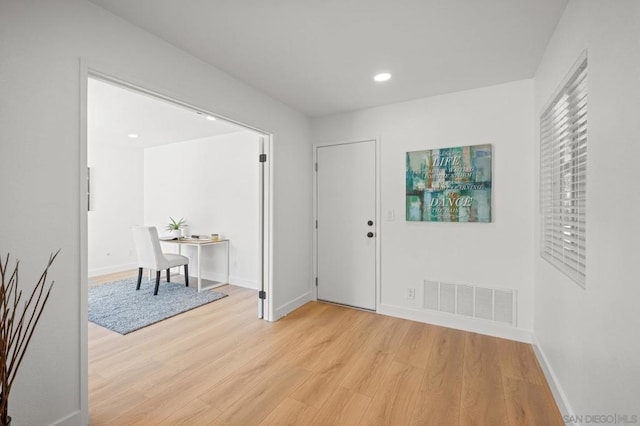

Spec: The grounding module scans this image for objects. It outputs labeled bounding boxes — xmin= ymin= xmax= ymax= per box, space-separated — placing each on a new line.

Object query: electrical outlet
xmin=407 ymin=287 xmax=416 ymax=300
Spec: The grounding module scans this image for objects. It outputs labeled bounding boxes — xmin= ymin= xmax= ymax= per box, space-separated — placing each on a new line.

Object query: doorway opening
xmin=86 ymin=74 xmax=271 ymax=317
xmin=81 ymin=70 xmax=273 ymax=418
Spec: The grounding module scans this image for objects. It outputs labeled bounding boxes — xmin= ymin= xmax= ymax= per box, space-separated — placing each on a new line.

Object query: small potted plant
xmin=166 ymin=217 xmax=186 ymax=239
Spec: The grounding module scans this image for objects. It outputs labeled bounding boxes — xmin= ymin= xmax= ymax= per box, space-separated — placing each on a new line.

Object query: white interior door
xmin=317 ymin=140 xmax=376 ymax=310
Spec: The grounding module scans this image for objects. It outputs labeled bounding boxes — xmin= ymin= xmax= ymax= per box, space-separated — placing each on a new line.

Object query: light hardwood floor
xmin=89 ymin=271 xmax=563 ymax=425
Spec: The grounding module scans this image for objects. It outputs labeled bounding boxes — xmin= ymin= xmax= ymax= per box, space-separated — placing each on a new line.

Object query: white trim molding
xmin=51 ymin=410 xmax=84 ymax=426
xmin=377 ymin=303 xmax=533 ymax=343
xmin=88 ymin=262 xmax=137 ymax=278
xmin=229 ymin=275 xmax=258 ymax=290
xmin=532 ymin=335 xmax=576 ymax=424
xmin=275 ymin=291 xmax=314 ymax=320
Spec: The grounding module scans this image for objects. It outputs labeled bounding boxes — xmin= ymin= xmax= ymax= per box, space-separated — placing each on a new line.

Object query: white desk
xmin=161 ymin=238 xmax=229 ymax=292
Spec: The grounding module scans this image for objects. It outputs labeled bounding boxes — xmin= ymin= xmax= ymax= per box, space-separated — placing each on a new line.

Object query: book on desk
xmin=183 ymin=234 xmax=220 ymax=241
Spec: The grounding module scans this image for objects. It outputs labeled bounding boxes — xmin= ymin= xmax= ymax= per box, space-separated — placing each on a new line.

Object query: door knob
xmin=367 ymin=220 xmax=374 ymax=226
xmin=367 ymin=232 xmax=374 ymax=238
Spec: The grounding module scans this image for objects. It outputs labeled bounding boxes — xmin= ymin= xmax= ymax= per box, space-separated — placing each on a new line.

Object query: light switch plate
xmin=386 ymin=209 xmax=395 ymax=221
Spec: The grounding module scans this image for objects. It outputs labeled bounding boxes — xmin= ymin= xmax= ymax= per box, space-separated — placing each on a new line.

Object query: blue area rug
xmin=88 ymin=277 xmax=227 ymax=334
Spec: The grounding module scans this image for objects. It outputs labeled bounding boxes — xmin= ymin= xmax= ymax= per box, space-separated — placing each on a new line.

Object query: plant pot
xmin=170 ymin=229 xmax=181 ymax=239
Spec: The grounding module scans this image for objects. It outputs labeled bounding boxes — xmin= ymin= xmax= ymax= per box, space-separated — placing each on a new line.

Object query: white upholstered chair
xmin=132 ymin=226 xmax=189 ymax=295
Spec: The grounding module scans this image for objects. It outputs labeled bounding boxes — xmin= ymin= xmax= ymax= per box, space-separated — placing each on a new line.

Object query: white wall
xmin=312 ymin=80 xmax=535 ymax=340
xmin=0 ymin=0 xmax=311 ymax=424
xmin=88 ymin=142 xmax=144 ymax=277
xmin=533 ymin=0 xmax=640 ymax=418
xmin=144 ymin=132 xmax=260 ymax=288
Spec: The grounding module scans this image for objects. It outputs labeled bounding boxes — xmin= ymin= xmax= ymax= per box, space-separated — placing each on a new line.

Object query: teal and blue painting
xmin=406 ymin=144 xmax=492 ymax=222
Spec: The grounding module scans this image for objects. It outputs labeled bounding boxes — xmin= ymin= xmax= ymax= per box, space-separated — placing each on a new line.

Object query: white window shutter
xmin=540 ymin=57 xmax=587 ymax=287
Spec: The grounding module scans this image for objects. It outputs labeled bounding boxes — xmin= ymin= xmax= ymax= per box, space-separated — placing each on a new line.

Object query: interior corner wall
xmin=311 ymin=79 xmax=535 ymax=340
xmin=0 ymin=1 xmax=311 ymax=424
xmin=533 ymin=0 xmax=640 ymax=418
xmin=88 ymin=142 xmax=144 ymax=277
xmin=144 ymin=132 xmax=260 ymax=289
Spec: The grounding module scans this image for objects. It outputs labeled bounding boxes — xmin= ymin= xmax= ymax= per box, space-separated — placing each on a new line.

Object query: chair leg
xmin=154 ymin=270 xmax=161 ymax=295
xmin=136 ymin=268 xmax=143 ymax=290
xmin=184 ymin=265 xmax=189 ymax=287
xmin=166 ymin=268 xmax=170 ymax=283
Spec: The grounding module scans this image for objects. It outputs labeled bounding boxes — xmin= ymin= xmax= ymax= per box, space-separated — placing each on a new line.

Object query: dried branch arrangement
xmin=0 ymin=251 xmax=58 ymax=426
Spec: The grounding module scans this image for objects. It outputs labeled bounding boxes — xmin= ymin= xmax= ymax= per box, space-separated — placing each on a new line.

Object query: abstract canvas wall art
xmin=406 ymin=144 xmax=492 ymax=222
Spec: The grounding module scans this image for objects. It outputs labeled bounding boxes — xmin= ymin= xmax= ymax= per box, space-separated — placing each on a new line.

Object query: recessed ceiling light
xmin=127 ymin=133 xmax=139 ymax=139
xmin=374 ymin=72 xmax=392 ymax=82
xmin=206 ymin=115 xmax=216 ymax=121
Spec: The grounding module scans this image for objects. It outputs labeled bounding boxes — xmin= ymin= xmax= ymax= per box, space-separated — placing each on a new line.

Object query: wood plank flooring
xmin=89 ymin=271 xmax=562 ymax=425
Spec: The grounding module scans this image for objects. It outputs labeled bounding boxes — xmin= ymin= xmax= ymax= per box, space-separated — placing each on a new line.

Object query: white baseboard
xmin=203 ymin=272 xmax=230 ymax=284
xmin=51 ymin=410 xmax=84 ymax=426
xmin=229 ymin=275 xmax=258 ymax=290
xmin=377 ymin=303 xmax=533 ymax=343
xmin=275 ymin=291 xmax=313 ymax=320
xmin=88 ymin=262 xmax=137 ymax=277
xmin=532 ymin=335 xmax=575 ymax=423
xmin=181 ymin=271 xmax=258 ymax=289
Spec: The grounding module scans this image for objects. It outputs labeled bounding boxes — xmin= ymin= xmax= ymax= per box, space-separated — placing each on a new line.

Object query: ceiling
xmin=88 ymin=78 xmax=246 ymax=148
xmin=89 ymin=0 xmax=568 ymax=117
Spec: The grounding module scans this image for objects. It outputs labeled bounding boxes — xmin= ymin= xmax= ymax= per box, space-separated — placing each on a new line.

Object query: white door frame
xmin=312 ymin=138 xmax=381 ymax=311
xmin=79 ymin=60 xmax=274 ymax=421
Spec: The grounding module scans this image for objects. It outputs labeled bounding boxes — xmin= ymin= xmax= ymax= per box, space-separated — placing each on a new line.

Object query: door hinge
xmin=315 ymin=220 xmax=318 ymax=229
xmin=315 ymin=162 xmax=318 ymax=172
xmin=258 ymin=290 xmax=266 ymax=299
xmin=315 ymin=277 xmax=318 ymax=287
xmin=259 ymin=153 xmax=267 ymax=163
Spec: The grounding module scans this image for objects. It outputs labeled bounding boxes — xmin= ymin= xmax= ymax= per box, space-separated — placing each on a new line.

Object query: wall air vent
xmin=422 ymin=280 xmax=516 ymax=327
